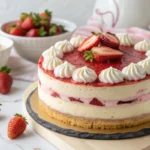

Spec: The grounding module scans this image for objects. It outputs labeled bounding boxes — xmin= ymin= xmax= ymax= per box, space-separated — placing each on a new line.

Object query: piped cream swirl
xmin=134 ymin=40 xmax=150 ymax=52
xmin=70 ymin=36 xmax=85 ymax=48
xmin=54 ymin=61 xmax=76 ymax=78
xmin=122 ymin=63 xmax=146 ymax=81
xmin=138 ymin=58 xmax=150 ymax=74
xmin=146 ymin=50 xmax=150 ymax=57
xmin=43 ymin=56 xmax=63 ymax=70
xmin=72 ymin=66 xmax=97 ymax=83
xmin=42 ymin=46 xmax=63 ymax=59
xmin=54 ymin=40 xmax=74 ymax=53
xmin=116 ymin=33 xmax=135 ymax=46
xmin=99 ymin=67 xmax=124 ymax=84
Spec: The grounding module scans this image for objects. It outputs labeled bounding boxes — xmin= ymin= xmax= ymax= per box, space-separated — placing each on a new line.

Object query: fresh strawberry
xmin=16 ymin=20 xmax=23 ymax=27
xmin=78 ymin=34 xmax=101 ymax=52
xmin=21 ymin=16 xmax=35 ymax=30
xmin=49 ymin=24 xmax=64 ymax=35
xmin=0 ymin=66 xmax=13 ymax=94
xmin=26 ymin=28 xmax=38 ymax=37
xmin=84 ymin=46 xmax=124 ymax=62
xmin=89 ymin=98 xmax=104 ymax=106
xmin=100 ymin=32 xmax=120 ymax=49
xmin=9 ymin=27 xmax=25 ymax=36
xmin=26 ymin=27 xmax=47 ymax=37
xmin=8 ymin=114 xmax=28 ymax=139
xmin=69 ymin=97 xmax=83 ymax=103
xmin=39 ymin=9 xmax=52 ymax=20
xmin=20 ymin=13 xmax=28 ymax=21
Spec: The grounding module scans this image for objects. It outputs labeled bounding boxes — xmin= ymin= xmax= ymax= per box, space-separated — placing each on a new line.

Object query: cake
xmin=38 ymin=32 xmax=150 ymax=130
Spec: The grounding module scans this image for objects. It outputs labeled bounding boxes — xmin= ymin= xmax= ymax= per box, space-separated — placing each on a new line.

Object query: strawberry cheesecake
xmin=38 ymin=33 xmax=150 ymax=129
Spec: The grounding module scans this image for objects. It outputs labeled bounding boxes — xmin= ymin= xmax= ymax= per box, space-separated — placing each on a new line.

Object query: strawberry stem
xmin=45 ymin=9 xmax=52 ymax=17
xmin=83 ymin=50 xmax=94 ymax=62
xmin=0 ymin=66 xmax=11 ymax=73
xmin=91 ymin=32 xmax=101 ymax=36
xmin=38 ymin=27 xmax=47 ymax=36
xmin=14 ymin=113 xmax=28 ymax=124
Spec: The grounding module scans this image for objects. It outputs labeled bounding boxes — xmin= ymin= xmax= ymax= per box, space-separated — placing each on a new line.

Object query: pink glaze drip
xmin=39 ymin=82 xmax=150 ymax=107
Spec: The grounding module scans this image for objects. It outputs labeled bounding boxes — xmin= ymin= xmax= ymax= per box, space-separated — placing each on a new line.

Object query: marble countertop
xmin=0 ymin=80 xmax=57 ymax=150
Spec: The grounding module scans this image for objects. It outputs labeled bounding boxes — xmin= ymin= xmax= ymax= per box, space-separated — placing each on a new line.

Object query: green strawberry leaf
xmin=15 ymin=113 xmax=28 ymax=124
xmin=30 ymin=12 xmax=41 ymax=26
xmin=38 ymin=27 xmax=47 ymax=37
xmin=83 ymin=50 xmax=94 ymax=62
xmin=0 ymin=66 xmax=11 ymax=73
xmin=45 ymin=9 xmax=52 ymax=17
xmin=49 ymin=26 xmax=57 ymax=36
xmin=59 ymin=25 xmax=67 ymax=32
xmin=91 ymin=32 xmax=101 ymax=36
xmin=20 ymin=13 xmax=28 ymax=21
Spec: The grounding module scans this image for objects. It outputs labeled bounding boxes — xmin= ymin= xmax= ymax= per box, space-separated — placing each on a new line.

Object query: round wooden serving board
xmin=23 ymin=82 xmax=150 ymax=150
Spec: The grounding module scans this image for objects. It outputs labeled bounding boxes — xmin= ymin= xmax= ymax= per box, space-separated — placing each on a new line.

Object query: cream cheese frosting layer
xmin=38 ymin=86 xmax=150 ymax=120
xmin=38 ymin=68 xmax=150 ymax=101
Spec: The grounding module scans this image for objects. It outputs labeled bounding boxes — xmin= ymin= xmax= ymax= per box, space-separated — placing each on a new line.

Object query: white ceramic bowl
xmin=0 ymin=36 xmax=14 ymax=67
xmin=0 ymin=18 xmax=77 ymax=63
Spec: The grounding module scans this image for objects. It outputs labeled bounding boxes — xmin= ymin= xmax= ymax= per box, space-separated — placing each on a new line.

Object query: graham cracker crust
xmin=39 ymin=100 xmax=150 ymax=130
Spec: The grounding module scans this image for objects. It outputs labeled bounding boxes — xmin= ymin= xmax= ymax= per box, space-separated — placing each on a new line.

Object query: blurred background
xmin=0 ymin=0 xmax=96 ymax=26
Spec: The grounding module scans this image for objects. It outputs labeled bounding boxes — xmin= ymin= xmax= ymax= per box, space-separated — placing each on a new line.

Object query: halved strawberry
xmin=78 ymin=35 xmax=101 ymax=52
xmin=101 ymin=32 xmax=120 ymax=49
xmin=89 ymin=98 xmax=104 ymax=106
xmin=84 ymin=46 xmax=124 ymax=62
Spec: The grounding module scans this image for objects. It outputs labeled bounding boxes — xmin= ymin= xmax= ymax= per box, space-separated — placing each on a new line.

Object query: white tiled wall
xmin=0 ymin=0 xmax=96 ymax=26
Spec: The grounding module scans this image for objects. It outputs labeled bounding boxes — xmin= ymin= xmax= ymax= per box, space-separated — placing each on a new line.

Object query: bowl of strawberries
xmin=0 ymin=10 xmax=77 ymax=63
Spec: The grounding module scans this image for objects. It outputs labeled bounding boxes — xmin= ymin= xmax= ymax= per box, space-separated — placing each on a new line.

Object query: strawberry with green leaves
xmin=9 ymin=26 xmax=25 ymax=36
xmin=39 ymin=9 xmax=52 ymax=20
xmin=0 ymin=66 xmax=13 ymax=94
xmin=21 ymin=16 xmax=35 ymax=30
xmin=84 ymin=46 xmax=124 ymax=62
xmin=26 ymin=27 xmax=47 ymax=37
xmin=8 ymin=114 xmax=28 ymax=139
xmin=49 ymin=24 xmax=67 ymax=35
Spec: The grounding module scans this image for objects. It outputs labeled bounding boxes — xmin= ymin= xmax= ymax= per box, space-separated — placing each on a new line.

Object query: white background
xmin=0 ymin=0 xmax=96 ymax=26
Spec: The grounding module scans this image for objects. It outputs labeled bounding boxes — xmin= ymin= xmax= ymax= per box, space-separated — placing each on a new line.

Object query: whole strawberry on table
xmin=0 ymin=66 xmax=13 ymax=94
xmin=8 ymin=114 xmax=28 ymax=139
xmin=7 ymin=9 xmax=67 ymax=37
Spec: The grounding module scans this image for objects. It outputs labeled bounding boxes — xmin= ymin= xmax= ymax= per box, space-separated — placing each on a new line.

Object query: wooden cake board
xmin=23 ymin=82 xmax=150 ymax=150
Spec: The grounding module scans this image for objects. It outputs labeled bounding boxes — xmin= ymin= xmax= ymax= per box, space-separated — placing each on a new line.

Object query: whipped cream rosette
xmin=42 ymin=46 xmax=64 ymax=59
xmin=134 ymin=40 xmax=150 ymax=52
xmin=54 ymin=40 xmax=74 ymax=53
xmin=116 ymin=33 xmax=135 ymax=46
xmin=122 ymin=63 xmax=146 ymax=81
xmin=70 ymin=36 xmax=85 ymax=48
xmin=72 ymin=66 xmax=97 ymax=83
xmin=43 ymin=56 xmax=63 ymax=70
xmin=54 ymin=61 xmax=76 ymax=78
xmin=99 ymin=67 xmax=124 ymax=84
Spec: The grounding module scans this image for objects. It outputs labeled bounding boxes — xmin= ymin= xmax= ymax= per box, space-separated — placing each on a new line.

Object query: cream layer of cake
xmin=38 ymin=86 xmax=150 ymax=120
xmin=38 ymin=68 xmax=150 ymax=102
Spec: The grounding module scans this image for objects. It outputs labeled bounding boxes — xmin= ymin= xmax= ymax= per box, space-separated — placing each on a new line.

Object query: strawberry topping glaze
xmin=38 ymin=46 xmax=150 ymax=87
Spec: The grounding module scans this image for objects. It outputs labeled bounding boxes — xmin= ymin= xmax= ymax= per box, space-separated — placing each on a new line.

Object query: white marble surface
xmin=0 ymin=80 xmax=57 ymax=150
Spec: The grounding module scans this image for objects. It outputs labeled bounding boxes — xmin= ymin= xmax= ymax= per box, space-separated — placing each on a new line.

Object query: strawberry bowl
xmin=0 ymin=18 xmax=77 ymax=63
xmin=0 ymin=36 xmax=14 ymax=67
